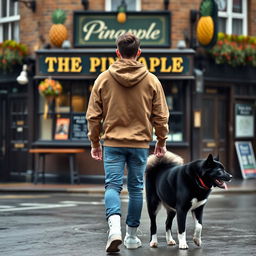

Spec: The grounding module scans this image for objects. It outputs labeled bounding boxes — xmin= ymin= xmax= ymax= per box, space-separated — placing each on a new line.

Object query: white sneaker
xmin=124 ymin=225 xmax=142 ymax=249
xmin=106 ymin=215 xmax=122 ymax=253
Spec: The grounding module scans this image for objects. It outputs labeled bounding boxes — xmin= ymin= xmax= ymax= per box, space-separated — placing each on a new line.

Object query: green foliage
xmin=52 ymin=9 xmax=66 ymax=24
xmin=0 ymin=40 xmax=28 ymax=73
xmin=200 ymin=0 xmax=213 ymax=16
xmin=208 ymin=33 xmax=256 ymax=67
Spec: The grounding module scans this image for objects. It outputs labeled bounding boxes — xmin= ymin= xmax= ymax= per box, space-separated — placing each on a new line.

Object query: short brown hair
xmin=116 ymin=32 xmax=140 ymax=58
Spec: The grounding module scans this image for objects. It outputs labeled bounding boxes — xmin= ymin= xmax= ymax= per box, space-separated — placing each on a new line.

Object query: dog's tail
xmin=146 ymin=151 xmax=184 ymax=173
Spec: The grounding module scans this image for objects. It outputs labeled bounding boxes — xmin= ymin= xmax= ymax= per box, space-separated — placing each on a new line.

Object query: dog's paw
xmin=193 ymin=237 xmax=202 ymax=247
xmin=179 ymin=242 xmax=189 ymax=250
xmin=167 ymin=239 xmax=176 ymax=246
xmin=150 ymin=241 xmax=158 ymax=248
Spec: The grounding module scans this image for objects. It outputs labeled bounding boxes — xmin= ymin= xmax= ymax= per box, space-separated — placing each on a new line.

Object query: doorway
xmin=0 ymin=92 xmax=29 ymax=181
xmin=201 ymin=88 xmax=229 ymax=167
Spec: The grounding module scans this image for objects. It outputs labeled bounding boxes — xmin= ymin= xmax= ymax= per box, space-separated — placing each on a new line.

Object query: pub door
xmin=201 ymin=88 xmax=229 ymax=167
xmin=0 ymin=91 xmax=8 ymax=180
xmin=0 ymin=93 xmax=29 ymax=181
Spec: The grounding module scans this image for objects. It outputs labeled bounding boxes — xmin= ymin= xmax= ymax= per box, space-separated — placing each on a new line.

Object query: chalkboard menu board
xmin=71 ymin=113 xmax=88 ymax=140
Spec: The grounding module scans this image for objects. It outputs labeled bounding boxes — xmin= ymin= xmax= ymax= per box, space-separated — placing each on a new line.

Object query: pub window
xmin=0 ymin=0 xmax=20 ymax=42
xmin=37 ymin=80 xmax=92 ymax=141
xmin=216 ymin=0 xmax=247 ymax=35
xmin=159 ymin=80 xmax=186 ymax=143
xmin=105 ymin=0 xmax=141 ymax=11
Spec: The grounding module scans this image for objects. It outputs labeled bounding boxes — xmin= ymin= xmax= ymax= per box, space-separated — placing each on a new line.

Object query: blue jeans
xmin=104 ymin=146 xmax=148 ymax=227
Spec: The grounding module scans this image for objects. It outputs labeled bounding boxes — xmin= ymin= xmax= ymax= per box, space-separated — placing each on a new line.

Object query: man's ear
xmin=136 ymin=49 xmax=141 ymax=57
xmin=116 ymin=49 xmax=121 ymax=58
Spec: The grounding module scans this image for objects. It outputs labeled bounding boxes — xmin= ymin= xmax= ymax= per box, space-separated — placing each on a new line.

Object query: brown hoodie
xmin=86 ymin=58 xmax=169 ymax=148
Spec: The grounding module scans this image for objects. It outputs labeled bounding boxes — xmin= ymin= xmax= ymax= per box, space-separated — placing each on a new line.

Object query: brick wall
xmin=20 ymin=0 xmax=256 ymax=54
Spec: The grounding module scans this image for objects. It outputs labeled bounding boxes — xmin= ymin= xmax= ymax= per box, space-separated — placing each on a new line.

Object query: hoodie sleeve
xmin=151 ymin=79 xmax=169 ymax=147
xmin=86 ymin=79 xmax=103 ymax=148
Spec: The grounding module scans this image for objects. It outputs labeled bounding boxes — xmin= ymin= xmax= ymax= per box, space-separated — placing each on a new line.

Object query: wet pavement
xmin=0 ymin=192 xmax=255 ymax=256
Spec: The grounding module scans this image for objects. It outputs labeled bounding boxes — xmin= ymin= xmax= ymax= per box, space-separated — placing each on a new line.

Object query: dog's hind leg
xmin=191 ymin=205 xmax=204 ymax=247
xmin=148 ymin=199 xmax=161 ymax=248
xmin=176 ymin=208 xmax=189 ymax=249
xmin=165 ymin=210 xmax=176 ymax=246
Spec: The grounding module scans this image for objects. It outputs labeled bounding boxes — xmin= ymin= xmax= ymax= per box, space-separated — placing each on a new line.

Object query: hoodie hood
xmin=109 ymin=58 xmax=148 ymax=87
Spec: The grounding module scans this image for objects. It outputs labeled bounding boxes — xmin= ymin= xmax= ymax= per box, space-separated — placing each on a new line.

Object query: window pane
xmin=3 ymin=23 xmax=9 ymax=40
xmin=71 ymin=82 xmax=87 ymax=112
xmin=9 ymin=0 xmax=15 ymax=16
xmin=112 ymin=0 xmax=136 ymax=11
xmin=216 ymin=0 xmax=227 ymax=12
xmin=218 ymin=17 xmax=227 ymax=33
xmin=233 ymin=0 xmax=242 ymax=13
xmin=11 ymin=21 xmax=19 ymax=41
xmin=1 ymin=0 xmax=7 ymax=17
xmin=232 ymin=19 xmax=242 ymax=34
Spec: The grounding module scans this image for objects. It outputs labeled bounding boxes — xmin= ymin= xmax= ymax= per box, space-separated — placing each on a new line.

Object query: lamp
xmin=164 ymin=0 xmax=169 ymax=10
xmin=17 ymin=64 xmax=29 ymax=85
xmin=12 ymin=0 xmax=36 ymax=12
xmin=81 ymin=0 xmax=89 ymax=10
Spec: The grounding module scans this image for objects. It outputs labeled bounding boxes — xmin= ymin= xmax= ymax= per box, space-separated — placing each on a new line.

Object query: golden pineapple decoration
xmin=196 ymin=0 xmax=218 ymax=49
xmin=49 ymin=9 xmax=68 ymax=48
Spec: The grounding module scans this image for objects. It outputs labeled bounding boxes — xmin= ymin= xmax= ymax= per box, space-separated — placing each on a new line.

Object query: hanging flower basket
xmin=0 ymin=40 xmax=28 ymax=73
xmin=38 ymin=78 xmax=63 ymax=119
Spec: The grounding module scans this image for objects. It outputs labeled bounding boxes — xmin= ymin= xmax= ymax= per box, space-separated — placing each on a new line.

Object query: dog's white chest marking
xmin=190 ymin=198 xmax=207 ymax=211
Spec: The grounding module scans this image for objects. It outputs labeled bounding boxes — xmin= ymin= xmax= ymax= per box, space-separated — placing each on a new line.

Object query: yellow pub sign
xmin=36 ymin=49 xmax=195 ymax=79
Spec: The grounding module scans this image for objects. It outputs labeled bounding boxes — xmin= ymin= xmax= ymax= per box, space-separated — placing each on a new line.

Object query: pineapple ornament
xmin=196 ymin=0 xmax=218 ymax=49
xmin=117 ymin=0 xmax=127 ymax=23
xmin=49 ymin=9 xmax=68 ymax=48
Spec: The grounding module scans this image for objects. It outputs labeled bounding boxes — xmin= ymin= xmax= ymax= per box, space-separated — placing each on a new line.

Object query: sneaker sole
xmin=124 ymin=242 xmax=142 ymax=249
xmin=106 ymin=238 xmax=122 ymax=253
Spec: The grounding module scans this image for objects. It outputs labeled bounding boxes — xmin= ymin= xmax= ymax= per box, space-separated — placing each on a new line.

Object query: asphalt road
xmin=0 ymin=192 xmax=255 ymax=256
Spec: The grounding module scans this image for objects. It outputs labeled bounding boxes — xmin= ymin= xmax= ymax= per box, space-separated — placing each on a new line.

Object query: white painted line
xmin=0 ymin=203 xmax=76 ymax=212
xmin=60 ymin=201 xmax=104 ymax=205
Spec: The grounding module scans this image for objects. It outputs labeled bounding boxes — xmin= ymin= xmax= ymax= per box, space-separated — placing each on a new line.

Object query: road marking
xmin=0 ymin=200 xmax=104 ymax=212
xmin=0 ymin=195 xmax=50 ymax=199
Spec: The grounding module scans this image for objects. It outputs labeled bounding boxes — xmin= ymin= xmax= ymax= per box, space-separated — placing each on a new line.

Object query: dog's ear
xmin=205 ymin=154 xmax=214 ymax=167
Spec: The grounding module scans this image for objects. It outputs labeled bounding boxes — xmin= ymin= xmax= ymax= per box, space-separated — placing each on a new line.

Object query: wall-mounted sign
xmin=35 ymin=49 xmax=194 ymax=79
xmin=235 ymin=104 xmax=254 ymax=138
xmin=235 ymin=141 xmax=256 ymax=179
xmin=73 ymin=11 xmax=171 ymax=48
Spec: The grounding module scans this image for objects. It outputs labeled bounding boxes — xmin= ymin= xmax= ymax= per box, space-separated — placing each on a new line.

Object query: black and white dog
xmin=145 ymin=151 xmax=232 ymax=249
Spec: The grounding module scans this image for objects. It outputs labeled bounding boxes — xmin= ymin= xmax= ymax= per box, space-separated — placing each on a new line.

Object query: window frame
xmin=217 ymin=0 xmax=247 ymax=35
xmin=0 ymin=0 xmax=20 ymax=42
xmin=105 ymin=0 xmax=141 ymax=11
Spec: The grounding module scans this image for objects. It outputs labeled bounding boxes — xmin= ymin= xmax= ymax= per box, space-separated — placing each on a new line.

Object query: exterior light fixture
xmin=176 ymin=40 xmax=186 ymax=49
xmin=12 ymin=0 xmax=36 ymax=12
xmin=81 ymin=0 xmax=89 ymax=10
xmin=17 ymin=64 xmax=29 ymax=85
xmin=117 ymin=0 xmax=127 ymax=23
xmin=164 ymin=0 xmax=169 ymax=10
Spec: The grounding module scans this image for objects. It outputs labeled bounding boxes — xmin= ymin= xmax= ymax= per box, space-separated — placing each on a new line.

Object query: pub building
xmin=0 ymin=0 xmax=255 ymax=183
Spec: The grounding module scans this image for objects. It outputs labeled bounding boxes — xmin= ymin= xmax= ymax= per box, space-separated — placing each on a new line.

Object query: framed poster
xmin=54 ymin=118 xmax=70 ymax=140
xmin=235 ymin=141 xmax=256 ymax=179
xmin=71 ymin=113 xmax=88 ymax=140
xmin=235 ymin=104 xmax=254 ymax=138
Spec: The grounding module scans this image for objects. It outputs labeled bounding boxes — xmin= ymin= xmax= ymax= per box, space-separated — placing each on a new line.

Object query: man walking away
xmin=86 ymin=32 xmax=169 ymax=253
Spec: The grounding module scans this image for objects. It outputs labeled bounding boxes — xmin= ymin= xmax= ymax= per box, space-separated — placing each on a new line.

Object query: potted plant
xmin=0 ymin=40 xmax=28 ymax=73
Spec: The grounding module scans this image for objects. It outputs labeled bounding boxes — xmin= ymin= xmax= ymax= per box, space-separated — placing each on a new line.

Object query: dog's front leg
xmin=176 ymin=209 xmax=189 ymax=249
xmin=192 ymin=205 xmax=204 ymax=247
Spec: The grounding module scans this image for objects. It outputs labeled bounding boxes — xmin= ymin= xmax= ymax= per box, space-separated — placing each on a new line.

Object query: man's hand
xmin=91 ymin=146 xmax=102 ymax=161
xmin=154 ymin=144 xmax=167 ymax=158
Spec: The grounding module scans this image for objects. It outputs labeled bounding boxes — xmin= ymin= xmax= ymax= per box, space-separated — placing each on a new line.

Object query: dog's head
xmin=198 ymin=154 xmax=232 ymax=190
